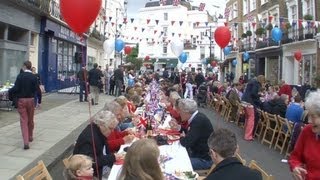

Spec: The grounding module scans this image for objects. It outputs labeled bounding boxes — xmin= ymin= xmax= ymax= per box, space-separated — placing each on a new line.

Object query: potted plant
xmin=255 ymin=27 xmax=265 ymax=37
xmin=266 ymin=23 xmax=273 ymax=31
xmin=304 ymin=14 xmax=313 ymax=21
xmin=246 ymin=30 xmax=252 ymax=37
xmin=241 ymin=33 xmax=247 ymax=39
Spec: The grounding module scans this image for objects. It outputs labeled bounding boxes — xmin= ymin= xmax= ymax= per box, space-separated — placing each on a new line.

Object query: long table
xmin=107 ymin=141 xmax=193 ymax=180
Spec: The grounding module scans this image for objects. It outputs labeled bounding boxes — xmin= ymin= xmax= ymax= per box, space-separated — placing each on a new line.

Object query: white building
xmin=125 ymin=0 xmax=225 ymax=72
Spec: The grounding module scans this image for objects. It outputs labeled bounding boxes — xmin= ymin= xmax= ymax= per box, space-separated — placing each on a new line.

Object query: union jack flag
xmin=199 ymin=3 xmax=206 ymax=11
xmin=160 ymin=0 xmax=167 ymax=5
xmin=224 ymin=7 xmax=231 ymax=19
xmin=247 ymin=13 xmax=254 ymax=22
xmin=173 ymin=0 xmax=181 ymax=6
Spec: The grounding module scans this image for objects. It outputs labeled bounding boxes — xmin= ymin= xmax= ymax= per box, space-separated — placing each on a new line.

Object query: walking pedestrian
xmin=88 ymin=63 xmax=103 ymax=105
xmin=12 ymin=61 xmax=38 ymax=149
xmin=77 ymin=65 xmax=88 ymax=102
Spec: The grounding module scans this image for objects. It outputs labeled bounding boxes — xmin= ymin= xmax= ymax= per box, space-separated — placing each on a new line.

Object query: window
xmin=232 ymin=3 xmax=238 ymax=18
xmin=291 ymin=5 xmax=297 ymax=20
xmin=57 ymin=40 xmax=79 ymax=81
xmin=251 ymin=0 xmax=256 ymax=11
xmin=163 ymin=27 xmax=168 ymax=36
xmin=306 ymin=0 xmax=314 ymax=16
xmin=163 ymin=43 xmax=168 ymax=54
xmin=164 ymin=13 xmax=168 ymax=21
xmin=243 ymin=0 xmax=248 ymax=15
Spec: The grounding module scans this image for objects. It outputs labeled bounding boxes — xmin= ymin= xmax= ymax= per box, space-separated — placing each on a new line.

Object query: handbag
xmin=39 ymin=85 xmax=46 ymax=93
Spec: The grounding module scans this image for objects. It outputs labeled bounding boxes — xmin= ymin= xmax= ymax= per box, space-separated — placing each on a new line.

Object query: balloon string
xmin=81 ymin=38 xmax=100 ymax=179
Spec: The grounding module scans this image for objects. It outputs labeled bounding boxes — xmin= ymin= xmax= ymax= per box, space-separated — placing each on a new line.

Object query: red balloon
xmin=211 ymin=61 xmax=217 ymax=67
xmin=60 ymin=0 xmax=102 ymax=34
xmin=145 ymin=56 xmax=150 ymax=61
xmin=214 ymin=26 xmax=231 ymax=49
xmin=124 ymin=46 xmax=132 ymax=55
xmin=294 ymin=50 xmax=302 ymax=61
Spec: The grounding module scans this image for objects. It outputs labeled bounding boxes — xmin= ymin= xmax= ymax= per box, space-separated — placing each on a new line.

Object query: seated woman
xmin=73 ymin=110 xmax=122 ymax=179
xmin=118 ymin=139 xmax=163 ymax=180
xmin=289 ymin=90 xmax=320 ymax=180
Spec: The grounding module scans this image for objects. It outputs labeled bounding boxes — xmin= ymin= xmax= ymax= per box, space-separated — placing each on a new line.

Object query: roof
xmin=145 ymin=0 xmax=191 ymax=10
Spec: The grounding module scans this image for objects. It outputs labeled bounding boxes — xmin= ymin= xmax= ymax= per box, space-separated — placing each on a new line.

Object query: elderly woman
xmin=289 ymin=90 xmax=320 ymax=180
xmin=73 ymin=110 xmax=122 ymax=179
xmin=118 ymin=139 xmax=163 ymax=180
xmin=176 ymin=99 xmax=214 ymax=170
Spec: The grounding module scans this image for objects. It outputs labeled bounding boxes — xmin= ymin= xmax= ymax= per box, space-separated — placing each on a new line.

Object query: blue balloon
xmin=271 ymin=27 xmax=282 ymax=42
xmin=115 ymin=39 xmax=125 ymax=52
xmin=232 ymin=59 xmax=237 ymax=66
xmin=223 ymin=46 xmax=231 ymax=55
xmin=179 ymin=52 xmax=188 ymax=63
xmin=243 ymin=52 xmax=250 ymax=62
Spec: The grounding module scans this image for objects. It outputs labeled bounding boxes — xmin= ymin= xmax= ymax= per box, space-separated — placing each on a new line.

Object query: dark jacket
xmin=13 ymin=71 xmax=38 ymax=98
xmin=77 ymin=68 xmax=88 ymax=82
xmin=195 ymin=73 xmax=205 ymax=87
xmin=263 ymin=98 xmax=287 ymax=118
xmin=88 ymin=68 xmax=103 ymax=87
xmin=73 ymin=123 xmax=115 ymax=179
xmin=113 ymin=68 xmax=124 ymax=82
xmin=242 ymin=79 xmax=262 ymax=108
xmin=180 ymin=112 xmax=213 ymax=160
xmin=205 ymin=157 xmax=262 ymax=180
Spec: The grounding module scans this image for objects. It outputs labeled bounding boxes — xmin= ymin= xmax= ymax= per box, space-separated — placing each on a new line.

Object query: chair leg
xmin=270 ymin=130 xmax=277 ymax=149
xmin=261 ymin=128 xmax=269 ymax=145
xmin=274 ymin=132 xmax=281 ymax=150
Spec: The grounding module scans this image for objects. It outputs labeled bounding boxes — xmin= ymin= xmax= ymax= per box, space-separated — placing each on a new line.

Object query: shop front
xmin=39 ymin=18 xmax=87 ymax=92
xmin=282 ymin=40 xmax=317 ymax=85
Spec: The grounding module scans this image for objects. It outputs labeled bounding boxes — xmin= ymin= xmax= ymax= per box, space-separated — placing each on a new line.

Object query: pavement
xmin=0 ymin=93 xmax=114 ymax=180
xmin=0 ymin=94 xmax=292 ymax=180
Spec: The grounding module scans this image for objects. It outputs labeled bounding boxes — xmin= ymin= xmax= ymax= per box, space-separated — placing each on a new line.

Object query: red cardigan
xmin=166 ymin=105 xmax=188 ymax=129
xmin=289 ymin=125 xmax=320 ymax=180
xmin=107 ymin=130 xmax=129 ymax=153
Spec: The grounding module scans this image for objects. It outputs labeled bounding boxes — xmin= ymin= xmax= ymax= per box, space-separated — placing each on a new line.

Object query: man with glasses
xmin=206 ymin=129 xmax=262 ymax=180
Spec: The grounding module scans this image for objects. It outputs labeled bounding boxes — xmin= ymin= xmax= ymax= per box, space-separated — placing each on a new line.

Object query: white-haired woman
xmin=289 ymin=90 xmax=320 ymax=180
xmin=73 ymin=110 xmax=123 ymax=179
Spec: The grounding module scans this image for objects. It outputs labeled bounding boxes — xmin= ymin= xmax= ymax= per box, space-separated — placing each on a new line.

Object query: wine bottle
xmin=146 ymin=118 xmax=153 ymax=138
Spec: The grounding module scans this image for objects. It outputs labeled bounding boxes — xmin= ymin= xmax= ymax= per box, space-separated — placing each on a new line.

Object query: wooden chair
xmin=16 ymin=160 xmax=52 ymax=180
xmin=63 ymin=155 xmax=72 ymax=168
xmin=274 ymin=116 xmax=294 ymax=154
xmin=236 ymin=153 xmax=246 ymax=165
xmin=235 ymin=101 xmax=245 ymax=128
xmin=223 ymin=98 xmax=232 ymax=122
xmin=196 ymin=163 xmax=216 ymax=177
xmin=261 ymin=112 xmax=279 ymax=148
xmin=255 ymin=109 xmax=267 ymax=141
xmin=248 ymin=160 xmax=274 ymax=180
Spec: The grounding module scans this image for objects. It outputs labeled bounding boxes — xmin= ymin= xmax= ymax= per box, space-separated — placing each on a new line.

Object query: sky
xmin=126 ymin=0 xmax=226 ymax=18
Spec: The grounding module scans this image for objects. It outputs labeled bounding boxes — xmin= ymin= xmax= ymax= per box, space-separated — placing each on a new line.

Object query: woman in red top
xmin=289 ymin=90 xmax=320 ymax=180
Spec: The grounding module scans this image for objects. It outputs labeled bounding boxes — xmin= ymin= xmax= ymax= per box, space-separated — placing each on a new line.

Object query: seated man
xmin=286 ymin=94 xmax=304 ymax=124
xmin=176 ymin=99 xmax=213 ymax=170
xmin=206 ymin=129 xmax=262 ymax=180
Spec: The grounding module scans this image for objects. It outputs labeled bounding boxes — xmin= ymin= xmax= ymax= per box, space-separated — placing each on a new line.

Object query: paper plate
xmin=172 ymin=171 xmax=199 ymax=180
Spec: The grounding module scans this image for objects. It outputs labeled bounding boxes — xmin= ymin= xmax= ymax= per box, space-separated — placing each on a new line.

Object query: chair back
xmin=248 ymin=160 xmax=274 ymax=180
xmin=16 ymin=161 xmax=52 ymax=180
xmin=235 ymin=153 xmax=246 ymax=165
xmin=63 ymin=155 xmax=72 ymax=168
xmin=276 ymin=115 xmax=287 ymax=132
xmin=265 ymin=112 xmax=279 ymax=129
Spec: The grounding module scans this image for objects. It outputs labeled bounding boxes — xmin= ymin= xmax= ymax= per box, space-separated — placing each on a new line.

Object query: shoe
xmin=29 ymin=137 xmax=33 ymax=142
xmin=24 ymin=144 xmax=30 ymax=150
xmin=84 ymin=99 xmax=88 ymax=102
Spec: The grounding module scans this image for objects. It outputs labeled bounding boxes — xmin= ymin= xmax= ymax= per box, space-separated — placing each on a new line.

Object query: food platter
xmin=172 ymin=171 xmax=199 ymax=180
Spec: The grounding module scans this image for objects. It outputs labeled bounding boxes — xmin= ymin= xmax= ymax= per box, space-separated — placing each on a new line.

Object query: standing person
xmin=88 ymin=63 xmax=103 ymax=105
xmin=103 ymin=65 xmax=110 ymax=95
xmin=127 ymin=70 xmax=135 ymax=88
xmin=31 ymin=67 xmax=42 ymax=108
xmin=184 ymin=72 xmax=194 ymax=99
xmin=114 ymin=65 xmax=124 ymax=97
xmin=13 ymin=61 xmax=38 ymax=149
xmin=77 ymin=65 xmax=88 ymax=102
xmin=241 ymin=75 xmax=265 ymax=141
xmin=195 ymin=70 xmax=206 ymax=89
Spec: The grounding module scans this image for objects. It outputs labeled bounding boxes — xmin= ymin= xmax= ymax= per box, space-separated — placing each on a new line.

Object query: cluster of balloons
xmin=103 ymin=39 xmax=127 ymax=56
xmin=170 ymin=39 xmax=188 ymax=63
xmin=223 ymin=46 xmax=232 ymax=55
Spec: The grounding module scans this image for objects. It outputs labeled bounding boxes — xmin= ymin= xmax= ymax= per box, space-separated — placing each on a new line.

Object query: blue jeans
xmin=190 ymin=158 xmax=213 ymax=170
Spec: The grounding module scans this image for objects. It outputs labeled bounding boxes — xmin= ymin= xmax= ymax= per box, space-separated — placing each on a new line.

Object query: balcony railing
xmin=284 ymin=28 xmax=317 ymax=43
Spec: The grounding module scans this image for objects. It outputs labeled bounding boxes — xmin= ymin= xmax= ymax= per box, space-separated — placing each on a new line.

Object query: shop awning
xmin=157 ymin=58 xmax=178 ymax=67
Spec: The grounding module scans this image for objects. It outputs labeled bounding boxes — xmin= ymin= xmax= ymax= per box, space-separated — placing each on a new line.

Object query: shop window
xmin=7 ymin=25 xmax=28 ymax=43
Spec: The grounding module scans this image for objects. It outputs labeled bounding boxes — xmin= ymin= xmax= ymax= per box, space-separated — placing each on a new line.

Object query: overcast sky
xmin=126 ymin=0 xmax=226 ymax=18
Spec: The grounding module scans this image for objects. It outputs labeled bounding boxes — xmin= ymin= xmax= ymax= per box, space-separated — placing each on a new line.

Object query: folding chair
xmin=274 ymin=116 xmax=294 ymax=154
xmin=255 ymin=109 xmax=267 ymax=141
xmin=261 ymin=112 xmax=279 ymax=148
xmin=235 ymin=153 xmax=246 ymax=165
xmin=248 ymin=160 xmax=274 ymax=180
xmin=16 ymin=160 xmax=52 ymax=180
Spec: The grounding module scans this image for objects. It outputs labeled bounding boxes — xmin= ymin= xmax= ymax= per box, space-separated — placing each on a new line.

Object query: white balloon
xmin=103 ymin=39 xmax=115 ymax=56
xmin=170 ymin=39 xmax=184 ymax=57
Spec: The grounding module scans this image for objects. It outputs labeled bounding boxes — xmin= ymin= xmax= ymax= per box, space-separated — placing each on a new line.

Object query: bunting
xmin=199 ymin=3 xmax=206 ymax=11
xmin=130 ymin=18 xmax=134 ymax=23
xmin=179 ymin=21 xmax=183 ymax=26
xmin=171 ymin=21 xmax=175 ymax=26
xmin=155 ymin=20 xmax=159 ymax=25
xmin=147 ymin=19 xmax=151 ymax=24
xmin=173 ymin=0 xmax=180 ymax=6
xmin=123 ymin=18 xmax=127 ymax=24
xmin=109 ymin=17 xmax=112 ymax=21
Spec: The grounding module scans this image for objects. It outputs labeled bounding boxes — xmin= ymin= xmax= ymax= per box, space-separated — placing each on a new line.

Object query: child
xmin=64 ymin=154 xmax=94 ymax=180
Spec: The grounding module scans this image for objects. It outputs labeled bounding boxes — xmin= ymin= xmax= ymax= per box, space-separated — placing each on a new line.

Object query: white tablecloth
xmin=107 ymin=141 xmax=193 ymax=180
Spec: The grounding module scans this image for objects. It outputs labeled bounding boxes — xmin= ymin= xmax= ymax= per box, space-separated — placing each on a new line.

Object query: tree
xmin=126 ymin=44 xmax=142 ymax=70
